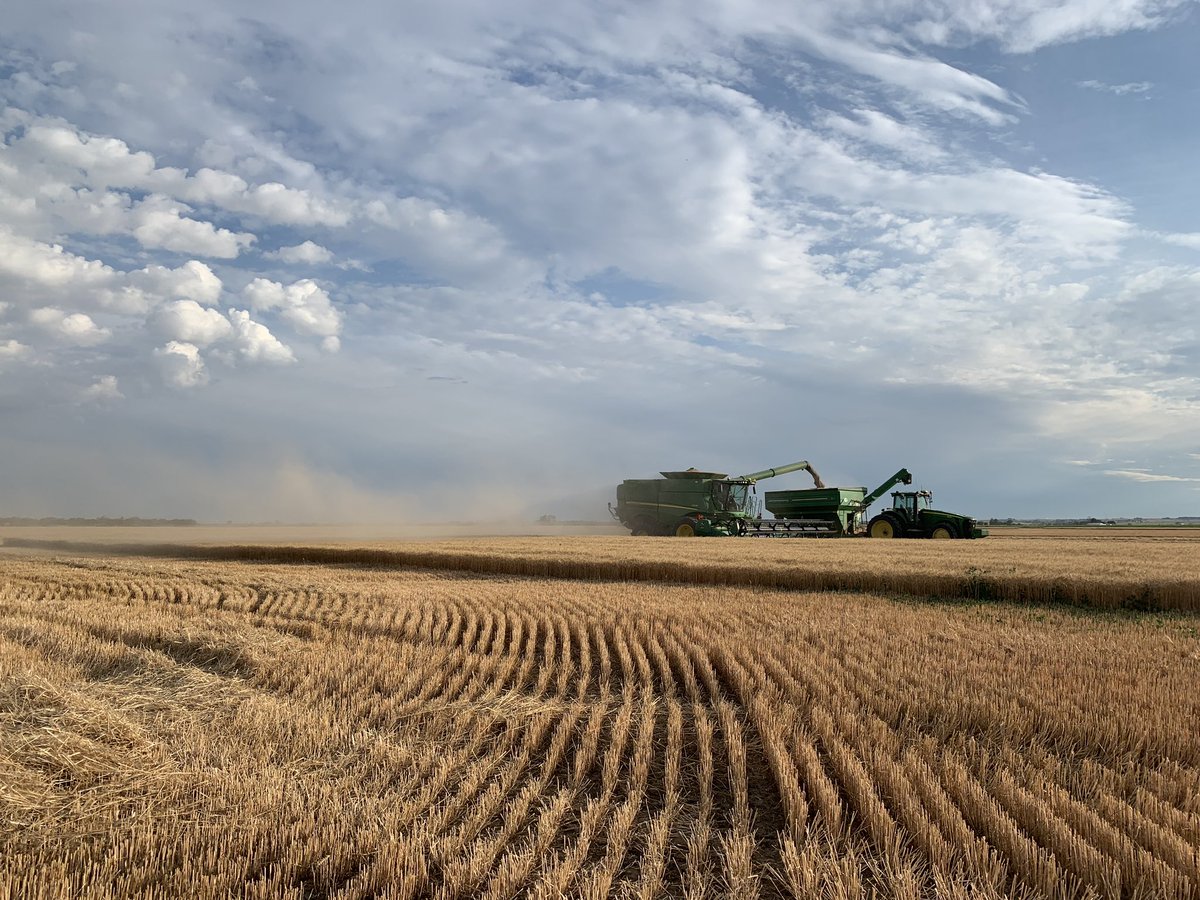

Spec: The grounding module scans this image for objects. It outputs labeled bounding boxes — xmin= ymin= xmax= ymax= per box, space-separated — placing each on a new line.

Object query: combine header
xmin=610 ymin=460 xmax=986 ymax=539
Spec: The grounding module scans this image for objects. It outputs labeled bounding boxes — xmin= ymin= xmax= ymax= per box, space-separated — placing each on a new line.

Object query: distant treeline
xmin=0 ymin=517 xmax=197 ymax=527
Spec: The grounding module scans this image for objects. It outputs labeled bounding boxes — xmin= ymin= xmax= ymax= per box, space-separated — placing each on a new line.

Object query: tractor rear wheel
xmin=674 ymin=518 xmax=699 ymax=537
xmin=868 ymin=515 xmax=899 ymax=539
xmin=929 ymin=523 xmax=957 ymax=540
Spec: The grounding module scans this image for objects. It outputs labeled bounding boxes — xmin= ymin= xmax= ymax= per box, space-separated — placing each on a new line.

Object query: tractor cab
xmin=891 ymin=490 xmax=933 ymax=517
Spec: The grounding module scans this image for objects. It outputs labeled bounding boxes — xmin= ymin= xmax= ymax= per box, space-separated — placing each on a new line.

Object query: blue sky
xmin=1 ymin=0 xmax=1198 ymax=522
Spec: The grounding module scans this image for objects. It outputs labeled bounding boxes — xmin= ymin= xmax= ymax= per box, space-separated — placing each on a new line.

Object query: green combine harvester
xmin=609 ymin=460 xmax=987 ymax=539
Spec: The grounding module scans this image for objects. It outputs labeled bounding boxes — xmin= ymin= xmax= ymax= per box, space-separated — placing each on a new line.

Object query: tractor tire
xmin=868 ymin=515 xmax=900 ymax=539
xmin=929 ymin=523 xmax=958 ymax=540
xmin=673 ymin=518 xmax=699 ymax=538
xmin=630 ymin=516 xmax=657 ymax=536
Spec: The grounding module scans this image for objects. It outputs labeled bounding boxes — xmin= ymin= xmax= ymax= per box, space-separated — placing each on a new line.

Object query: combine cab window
xmin=714 ymin=482 xmax=750 ymax=512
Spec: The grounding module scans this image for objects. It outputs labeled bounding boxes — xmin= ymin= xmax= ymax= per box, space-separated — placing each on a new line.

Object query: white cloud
xmin=227 ymin=309 xmax=295 ymax=363
xmin=29 ymin=307 xmax=110 ymax=345
xmin=130 ymin=195 xmax=254 ymax=258
xmin=243 ymin=277 xmax=341 ymax=339
xmin=1077 ymin=80 xmax=1154 ymax=96
xmin=152 ymin=299 xmax=233 ymax=346
xmin=1159 ymin=232 xmax=1200 ymax=249
xmin=907 ymin=0 xmax=1189 ymax=52
xmin=79 ymin=374 xmax=123 ymax=404
xmin=1104 ymin=469 xmax=1200 ymax=483
xmin=0 ymin=226 xmax=114 ymax=291
xmin=0 ymin=338 xmax=31 ymax=361
xmin=127 ymin=260 xmax=223 ymax=306
xmin=154 ymin=341 xmax=208 ymax=388
xmin=266 ymin=240 xmax=333 ymax=264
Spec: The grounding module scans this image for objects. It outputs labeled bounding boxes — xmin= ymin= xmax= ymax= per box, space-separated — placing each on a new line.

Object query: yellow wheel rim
xmin=675 ymin=523 xmax=696 ymax=537
xmin=870 ymin=520 xmax=895 ymax=539
xmin=931 ymin=527 xmax=952 ymax=540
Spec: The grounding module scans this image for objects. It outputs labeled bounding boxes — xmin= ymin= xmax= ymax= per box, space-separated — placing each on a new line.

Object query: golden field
xmin=5 ymin=525 xmax=1200 ymax=610
xmin=1 ymin=532 xmax=1199 ymax=898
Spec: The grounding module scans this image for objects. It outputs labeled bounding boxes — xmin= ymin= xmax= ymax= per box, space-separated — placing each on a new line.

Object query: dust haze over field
xmin=3 ymin=2 xmax=1200 ymax=522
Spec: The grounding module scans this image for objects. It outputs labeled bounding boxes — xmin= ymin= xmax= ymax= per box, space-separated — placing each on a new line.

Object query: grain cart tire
xmin=630 ymin=516 xmax=657 ymax=536
xmin=868 ymin=515 xmax=900 ymax=539
xmin=673 ymin=518 xmax=699 ymax=537
xmin=929 ymin=523 xmax=957 ymax=540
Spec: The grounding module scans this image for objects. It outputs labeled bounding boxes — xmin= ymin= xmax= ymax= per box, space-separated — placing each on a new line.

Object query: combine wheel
xmin=673 ymin=517 xmax=699 ymax=537
xmin=868 ymin=515 xmax=900 ymax=539
xmin=630 ymin=516 xmax=658 ymax=536
xmin=930 ymin=523 xmax=958 ymax=540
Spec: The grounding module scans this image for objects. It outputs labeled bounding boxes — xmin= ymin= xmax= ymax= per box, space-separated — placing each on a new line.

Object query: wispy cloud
xmin=1077 ymin=80 xmax=1154 ymax=96
xmin=1104 ymin=470 xmax=1200 ymax=483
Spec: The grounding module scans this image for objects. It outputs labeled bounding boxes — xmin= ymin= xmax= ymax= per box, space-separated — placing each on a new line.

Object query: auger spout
xmin=737 ymin=460 xmax=825 ymax=489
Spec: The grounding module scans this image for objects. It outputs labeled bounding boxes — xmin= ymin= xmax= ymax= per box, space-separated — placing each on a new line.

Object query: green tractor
xmin=866 ymin=489 xmax=987 ymax=539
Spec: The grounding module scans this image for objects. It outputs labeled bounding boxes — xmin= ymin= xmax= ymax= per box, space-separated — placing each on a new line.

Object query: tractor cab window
xmin=917 ymin=492 xmax=932 ymax=510
xmin=715 ymin=481 xmax=749 ymax=512
xmin=894 ymin=493 xmax=917 ymax=516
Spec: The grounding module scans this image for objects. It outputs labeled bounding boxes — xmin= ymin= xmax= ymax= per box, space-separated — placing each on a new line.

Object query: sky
xmin=2 ymin=0 xmax=1199 ymax=523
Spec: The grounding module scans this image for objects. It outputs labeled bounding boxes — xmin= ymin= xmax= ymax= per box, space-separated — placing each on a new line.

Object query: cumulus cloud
xmin=243 ymin=278 xmax=341 ymax=340
xmin=28 ymin=307 xmax=110 ymax=345
xmin=266 ymin=240 xmax=333 ymax=264
xmin=130 ymin=195 xmax=255 ymax=258
xmin=152 ymin=299 xmax=233 ymax=346
xmin=79 ymin=374 xmax=123 ymax=404
xmin=126 ymin=260 xmax=224 ymax=307
xmin=226 ymin=309 xmax=295 ymax=363
xmin=154 ymin=341 xmax=208 ymax=387
xmin=0 ymin=338 xmax=31 ymax=361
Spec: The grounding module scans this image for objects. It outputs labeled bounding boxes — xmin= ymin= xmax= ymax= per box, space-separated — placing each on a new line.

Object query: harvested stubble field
xmin=5 ymin=526 xmax=1200 ymax=610
xmin=1 ymin=533 xmax=1198 ymax=899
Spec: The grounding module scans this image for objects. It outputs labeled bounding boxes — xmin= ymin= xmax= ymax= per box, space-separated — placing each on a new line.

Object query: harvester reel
xmin=674 ymin=518 xmax=699 ymax=537
xmin=868 ymin=515 xmax=899 ymax=539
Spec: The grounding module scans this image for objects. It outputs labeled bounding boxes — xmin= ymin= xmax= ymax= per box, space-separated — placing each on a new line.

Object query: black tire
xmin=673 ymin=517 xmax=699 ymax=538
xmin=868 ymin=515 xmax=900 ymax=539
xmin=929 ymin=522 xmax=958 ymax=540
xmin=630 ymin=516 xmax=657 ymax=537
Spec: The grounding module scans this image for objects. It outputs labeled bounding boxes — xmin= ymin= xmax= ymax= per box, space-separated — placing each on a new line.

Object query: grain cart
xmin=609 ymin=460 xmax=825 ymax=537
xmin=767 ymin=468 xmax=986 ymax=538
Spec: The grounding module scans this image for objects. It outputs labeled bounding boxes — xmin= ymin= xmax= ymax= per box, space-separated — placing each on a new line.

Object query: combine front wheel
xmin=868 ymin=516 xmax=899 ymax=539
xmin=674 ymin=518 xmax=699 ymax=537
xmin=630 ymin=516 xmax=657 ymax=536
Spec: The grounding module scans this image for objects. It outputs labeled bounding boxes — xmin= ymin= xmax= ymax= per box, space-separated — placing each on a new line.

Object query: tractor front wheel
xmin=674 ymin=518 xmax=699 ymax=537
xmin=929 ymin=523 xmax=957 ymax=540
xmin=868 ymin=515 xmax=899 ymax=539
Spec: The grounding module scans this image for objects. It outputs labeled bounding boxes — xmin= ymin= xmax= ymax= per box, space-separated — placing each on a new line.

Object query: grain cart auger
xmin=608 ymin=460 xmax=824 ymax=537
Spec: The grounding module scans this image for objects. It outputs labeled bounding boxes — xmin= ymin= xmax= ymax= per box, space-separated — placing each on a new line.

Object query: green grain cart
xmin=610 ymin=461 xmax=986 ymax=539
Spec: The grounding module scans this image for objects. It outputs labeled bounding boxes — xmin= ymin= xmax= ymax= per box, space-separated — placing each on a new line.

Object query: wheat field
xmin=1 ymin=538 xmax=1199 ymax=899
